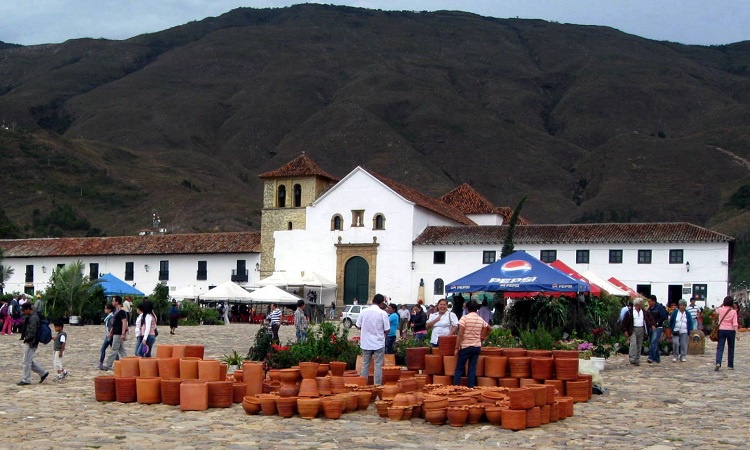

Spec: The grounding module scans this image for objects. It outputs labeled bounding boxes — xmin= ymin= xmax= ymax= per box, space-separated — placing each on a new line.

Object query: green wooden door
xmin=344 ymin=256 xmax=369 ymax=305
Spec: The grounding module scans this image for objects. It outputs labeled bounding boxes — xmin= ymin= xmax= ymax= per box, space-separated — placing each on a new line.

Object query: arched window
xmin=277 ymin=185 xmax=286 ymax=207
xmin=331 ymin=215 xmax=343 ymax=231
xmin=434 ymin=278 xmax=444 ymax=296
xmin=287 ymin=221 xmax=293 ymax=230
xmin=373 ymin=213 xmax=386 ymax=230
xmin=293 ymin=184 xmax=302 ymax=207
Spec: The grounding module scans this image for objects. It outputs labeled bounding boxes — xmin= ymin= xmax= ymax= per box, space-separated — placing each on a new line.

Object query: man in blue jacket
xmin=646 ymin=295 xmax=668 ymax=363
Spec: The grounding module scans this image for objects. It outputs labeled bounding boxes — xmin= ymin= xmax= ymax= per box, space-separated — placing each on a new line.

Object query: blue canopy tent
xmin=95 ymin=273 xmax=145 ymax=297
xmin=446 ymin=251 xmax=590 ymax=294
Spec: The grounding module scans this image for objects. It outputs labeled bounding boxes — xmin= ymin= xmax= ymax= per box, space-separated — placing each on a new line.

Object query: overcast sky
xmin=1 ymin=0 xmax=748 ymax=46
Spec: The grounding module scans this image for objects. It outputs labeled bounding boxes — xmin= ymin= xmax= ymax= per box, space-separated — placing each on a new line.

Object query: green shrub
xmin=519 ymin=326 xmax=557 ymax=350
xmin=201 ymin=308 xmax=223 ymax=325
xmin=482 ymin=327 xmax=519 ymax=348
xmin=180 ymin=301 xmax=202 ymax=325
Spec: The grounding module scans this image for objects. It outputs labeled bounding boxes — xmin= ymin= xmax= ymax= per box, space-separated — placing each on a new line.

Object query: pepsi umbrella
xmin=446 ymin=251 xmax=590 ymax=293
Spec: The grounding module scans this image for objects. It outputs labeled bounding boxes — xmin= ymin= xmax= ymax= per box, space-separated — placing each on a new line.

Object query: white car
xmin=340 ymin=304 xmax=366 ymax=328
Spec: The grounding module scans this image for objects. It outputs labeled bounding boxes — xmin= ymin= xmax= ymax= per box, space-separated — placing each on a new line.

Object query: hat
xmin=139 ymin=344 xmax=149 ymax=357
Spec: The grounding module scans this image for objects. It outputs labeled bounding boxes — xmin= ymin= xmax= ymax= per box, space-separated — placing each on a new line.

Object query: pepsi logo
xmin=500 ymin=260 xmax=532 ymax=276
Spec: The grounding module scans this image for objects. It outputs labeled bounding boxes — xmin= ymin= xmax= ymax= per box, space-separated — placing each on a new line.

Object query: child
xmin=52 ymin=319 xmax=69 ymax=381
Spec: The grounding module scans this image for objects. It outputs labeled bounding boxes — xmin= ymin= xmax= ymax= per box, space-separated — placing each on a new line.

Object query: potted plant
xmin=220 ymin=350 xmax=246 ymax=372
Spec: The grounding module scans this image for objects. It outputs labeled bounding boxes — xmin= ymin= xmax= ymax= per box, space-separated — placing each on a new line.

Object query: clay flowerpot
xmin=526 ymin=350 xmax=553 ymax=358
xmin=526 ymin=406 xmax=541 ymax=428
xmin=180 ymin=381 xmax=209 ymax=411
xmin=298 ymin=362 xmax=320 ymax=380
xmin=540 ymin=404 xmax=551 ymax=425
xmin=527 ymin=384 xmax=548 ymax=407
xmin=233 ymin=382 xmax=247 ymax=403
xmin=278 ymin=368 xmax=301 ymax=397
xmin=405 ymin=347 xmax=430 ymax=371
xmin=297 ymin=397 xmax=320 ymax=419
xmin=113 ymin=360 xmax=122 ymax=377
xmin=549 ymin=401 xmax=560 ymax=422
xmin=388 ymin=406 xmax=406 ymax=421
xmin=342 ymin=392 xmax=359 ymax=412
xmin=530 ymin=357 xmax=554 ymax=380
xmin=321 ymin=397 xmax=344 ymax=419
xmin=316 ymin=377 xmax=332 ymax=396
xmin=115 ymin=376 xmax=137 ymax=403
xmin=442 ymin=356 xmax=458 ymax=377
xmin=242 ymin=396 xmax=261 ymax=415
xmin=424 ymin=354 xmax=444 ymax=375
xmin=244 ymin=362 xmax=264 ymax=397
xmin=432 ymin=375 xmax=452 ymax=386
xmin=398 ymin=377 xmax=417 ymax=393
xmin=391 ymin=393 xmax=411 ymax=407
xmin=508 ymin=388 xmax=535 ymax=410
xmin=158 ymin=358 xmax=180 ymax=380
xmin=466 ymin=404 xmax=485 ymax=424
xmin=94 ymin=376 xmax=117 ymax=402
xmin=557 ymin=396 xmax=575 ymax=418
xmin=501 ymin=409 xmax=527 ymax=431
xmin=381 ymin=366 xmax=402 ymax=385
xmin=502 ymin=348 xmax=527 ymax=358
xmin=120 ymin=357 xmax=140 ymax=378
xmin=156 ymin=344 xmax=173 ymax=359
xmin=298 ymin=378 xmax=320 ymax=398
xmin=259 ymin=394 xmax=279 ymax=416
xmin=219 ymin=363 xmax=228 ymax=381
xmin=480 ymin=347 xmax=503 ymax=356
xmin=484 ymin=406 xmax=505 ymax=426
xmin=179 ymin=358 xmax=200 ymax=380
xmin=380 ymin=384 xmax=401 ymax=400
xmin=480 ymin=390 xmax=508 ymax=405
xmin=438 ymin=335 xmax=458 ymax=357
xmin=139 ymin=358 xmax=159 ymax=378
xmin=554 ymin=358 xmax=579 ymax=381
xmin=207 ymin=381 xmax=234 ymax=408
xmin=578 ymin=374 xmax=593 ymax=400
xmin=565 ymin=380 xmax=589 ymax=403
xmin=424 ymin=407 xmax=448 ymax=425
xmin=476 ymin=377 xmax=497 ymax=387
xmin=544 ymin=379 xmax=565 ymax=397
xmin=267 ymin=369 xmax=281 ymax=382
xmin=276 ymin=396 xmax=298 ymax=418
xmin=356 ymin=390 xmax=372 ymax=410
xmin=375 ymin=400 xmax=393 ymax=418
xmin=184 ymin=344 xmax=205 ymax=359
xmin=316 ymin=364 xmax=329 ymax=377
xmin=508 ymin=357 xmax=531 ymax=378
xmin=498 ymin=377 xmax=520 ymax=388
xmin=136 ymin=377 xmax=162 ymax=404
xmin=446 ymin=406 xmax=469 ymax=427
xmin=171 ymin=345 xmax=187 ymax=358
xmin=483 ymin=356 xmax=507 ymax=378
xmin=232 ymin=370 xmax=244 ymax=383
xmin=422 ymin=396 xmax=449 ymax=410
xmin=552 ymin=350 xmax=579 ymax=359
xmin=160 ymin=378 xmax=183 ymax=406
xmin=198 ymin=359 xmax=222 ymax=381
xmin=262 ymin=380 xmax=282 ymax=394
xmin=329 ymin=361 xmax=347 ymax=377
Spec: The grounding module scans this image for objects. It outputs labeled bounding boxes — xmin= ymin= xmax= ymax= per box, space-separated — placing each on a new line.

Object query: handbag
xmin=709 ymin=308 xmax=731 ymax=342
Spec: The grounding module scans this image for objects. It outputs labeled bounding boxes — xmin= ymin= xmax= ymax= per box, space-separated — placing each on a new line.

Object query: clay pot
xmin=519 ymin=378 xmax=539 ymax=387
xmin=113 ymin=360 xmax=122 ymax=377
xmin=527 ymin=384 xmax=548 ymax=407
xmin=422 ymin=395 xmax=449 ymax=410
xmin=498 ymin=377 xmax=520 ymax=388
xmin=402 ymin=404 xmax=414 ymax=420
xmin=424 ymin=354 xmax=444 ymax=375
xmin=476 ymin=377 xmax=497 ymax=387
xmin=405 ymin=347 xmax=430 ymax=371
xmin=233 ymin=382 xmax=247 ymax=403
xmin=448 ymin=396 xmax=473 ymax=407
xmin=219 ymin=363 xmax=228 ymax=381
xmin=565 ymin=380 xmax=589 ymax=403
xmin=160 ymin=378 xmax=183 ymax=405
xmin=315 ymin=376 xmax=331 ymax=396
xmin=317 ymin=364 xmax=329 ymax=377
xmin=198 ymin=359 xmax=221 ymax=381
xmin=544 ymin=379 xmax=565 ymax=397
xmin=262 ymin=380 xmax=282 ymax=394
xmin=321 ymin=397 xmax=344 ymax=419
xmin=374 ymin=399 xmax=392 ymax=418
xmin=184 ymin=344 xmax=205 ymax=359
xmin=398 ymin=377 xmax=417 ymax=393
xmin=94 ymin=376 xmax=116 ymax=402
xmin=268 ymin=369 xmax=281 ymax=382
xmin=446 ymin=406 xmax=469 ymax=427
xmin=530 ymin=357 xmax=554 ymax=380
xmin=391 ymin=393 xmax=411 ymax=407
xmin=259 ymin=394 xmax=279 ymax=416
xmin=298 ymin=378 xmax=319 ymax=397
xmin=483 ymin=356 xmax=507 ymax=378
xmin=508 ymin=388 xmax=535 ymax=410
xmin=414 ymin=374 xmax=427 ymax=391
xmin=298 ymin=362 xmax=320 ymax=380
xmin=180 ymin=380 xmax=208 ymax=411
xmin=540 ymin=404 xmax=551 ymax=424
xmin=502 ymin=348 xmax=527 ymax=358
xmin=120 ymin=357 xmax=140 ymax=377
xmin=442 ymin=356 xmax=458 ymax=376
xmin=549 ymin=401 xmax=560 ymax=422
xmin=231 ymin=370 xmax=243 ymax=382
xmin=480 ymin=347 xmax=503 ymax=356
xmin=329 ymin=361 xmax=347 ymax=377
xmin=356 ymin=390 xmax=372 ymax=410
xmin=552 ymin=350 xmax=579 ymax=359
xmin=424 ymin=407 xmax=447 ymax=425
xmin=543 ymin=384 xmax=557 ymax=404
xmin=342 ymin=392 xmax=359 ymax=412
xmin=554 ymin=358 xmax=579 ymax=381
xmin=388 ymin=406 xmax=406 ymax=421
xmin=484 ymin=405 xmax=505 ymax=426
xmin=179 ymin=358 xmax=200 ymax=380
xmin=578 ymin=374 xmax=593 ymax=400
xmin=158 ymin=358 xmax=180 ymax=380
xmin=508 ymin=357 xmax=531 ymax=378
xmin=466 ymin=404 xmax=485 ymax=424
xmin=329 ymin=375 xmax=346 ymax=390
xmin=207 ymin=381 xmax=234 ymax=408
xmin=244 ymin=362 xmax=264 ymax=397
xmin=526 ymin=350 xmax=553 ymax=358
xmin=557 ymin=396 xmax=575 ymax=418
xmin=480 ymin=390 xmax=508 ymax=405
xmin=136 ymin=377 xmax=162 ymax=404
xmin=381 ymin=366 xmax=402 ymax=385
xmin=380 ymin=383 xmax=400 ymax=400
xmin=297 ymin=397 xmax=320 ymax=419
xmin=115 ymin=376 xmax=137 ymax=403
xmin=242 ymin=396 xmax=261 ymax=415
xmin=278 ymin=368 xmax=300 ymax=397
xmin=501 ymin=409 xmax=527 ymax=431
xmin=432 ymin=375 xmax=452 ymax=386
xmin=139 ymin=358 xmax=159 ymax=378
xmin=156 ymin=344 xmax=173 ymax=359
xmin=276 ymin=397 xmax=298 ymax=418
xmin=438 ymin=335 xmax=458 ymax=357
xmin=526 ymin=406 xmax=541 ymax=428
xmin=171 ymin=345 xmax=187 ymax=358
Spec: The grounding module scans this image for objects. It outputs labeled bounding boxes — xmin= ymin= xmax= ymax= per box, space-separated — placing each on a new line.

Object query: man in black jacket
xmin=646 ymin=295 xmax=668 ymax=363
xmin=17 ymin=303 xmax=49 ymax=386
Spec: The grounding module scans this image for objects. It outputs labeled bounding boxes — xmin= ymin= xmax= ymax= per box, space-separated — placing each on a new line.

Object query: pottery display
xmin=375 ymin=400 xmax=392 ymax=418
xmin=446 ymin=406 xmax=469 ymax=427
xmin=94 ymin=376 xmax=116 ymax=402
xmin=113 ymin=360 xmax=122 ymax=377
xmin=157 ymin=358 xmax=180 ymax=380
xmin=424 ymin=354 xmax=444 ymax=375
xmin=565 ymin=380 xmax=589 ymax=403
xmin=114 ymin=376 xmax=137 ymax=403
xmin=497 ymin=378 xmax=520 ymax=388
xmin=502 ymin=348 xmax=528 ymax=358
xmin=242 ymin=396 xmax=261 ymax=415
xmin=180 ymin=381 xmax=209 ymax=411
xmin=544 ymin=379 xmax=565 ymax=397
xmin=527 ymin=384 xmax=548 ymax=407
xmin=387 ymin=406 xmax=406 ymax=421
xmin=381 ymin=366 xmax=402 ymax=385
xmin=207 ymin=380 xmax=233 ymax=408
xmin=136 ymin=377 xmax=162 ymax=404
xmin=171 ymin=345 xmax=187 ymax=358
xmin=297 ymin=397 xmax=320 ymax=419
xmin=139 ymin=358 xmax=159 ymax=378
xmin=160 ymin=378 xmax=183 ymax=406
xmin=540 ymin=404 xmax=551 ymax=424
xmin=405 ymin=347 xmax=430 ymax=371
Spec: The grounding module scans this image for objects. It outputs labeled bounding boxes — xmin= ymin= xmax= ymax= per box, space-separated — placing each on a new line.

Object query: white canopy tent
xmin=247 ymin=285 xmax=301 ymax=306
xmin=198 ymin=281 xmax=253 ymax=303
xmin=256 ymin=271 xmax=337 ymax=322
xmin=581 ymin=270 xmax=631 ymax=297
xmin=171 ymin=285 xmax=205 ymax=300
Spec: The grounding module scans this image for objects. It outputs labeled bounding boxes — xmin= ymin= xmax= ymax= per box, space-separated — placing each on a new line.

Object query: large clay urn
xmin=184 ymin=344 xmax=205 ymax=359
xmin=405 ymin=347 xmax=430 ymax=371
xmin=278 ymin=368 xmax=301 ymax=397
xmin=276 ymin=397 xmax=298 ymax=418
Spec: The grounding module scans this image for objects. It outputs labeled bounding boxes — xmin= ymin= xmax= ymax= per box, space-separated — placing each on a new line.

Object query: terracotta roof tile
xmin=413 ymin=223 xmax=734 ymax=245
xmin=259 ymin=154 xmax=337 ymax=180
xmin=495 ymin=207 xmax=530 ymax=225
xmin=440 ymin=184 xmax=497 ymax=214
xmin=0 ymin=232 xmax=261 ymax=258
xmin=367 ymin=170 xmax=475 ymax=226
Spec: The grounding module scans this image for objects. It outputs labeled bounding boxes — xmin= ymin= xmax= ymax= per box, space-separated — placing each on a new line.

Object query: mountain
xmin=0 ymin=4 xmax=749 ymax=239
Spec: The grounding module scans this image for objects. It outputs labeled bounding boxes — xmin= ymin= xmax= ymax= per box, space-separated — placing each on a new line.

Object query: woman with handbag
xmin=427 ymin=298 xmax=458 ymax=347
xmin=713 ymin=296 xmax=739 ymax=371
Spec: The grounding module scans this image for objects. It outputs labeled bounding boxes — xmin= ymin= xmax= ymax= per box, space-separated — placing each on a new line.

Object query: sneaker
xmin=53 ymin=375 xmax=62 ymax=382
xmin=715 ymin=364 xmax=720 ymax=371
xmin=728 ymin=367 xmax=734 ymax=370
xmin=61 ymin=370 xmax=69 ymax=379
xmin=647 ymin=359 xmax=653 ymax=364
xmin=16 ymin=381 xmax=31 ymax=386
xmin=40 ymin=372 xmax=49 ymax=383
xmin=672 ymin=357 xmax=677 ymax=362
xmin=680 ymin=357 xmax=686 ymax=362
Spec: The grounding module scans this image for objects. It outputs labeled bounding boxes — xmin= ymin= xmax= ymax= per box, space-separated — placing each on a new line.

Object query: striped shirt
xmin=457 ymin=312 xmax=489 ymax=349
xmin=268 ymin=308 xmax=282 ymax=325
xmin=686 ymin=305 xmax=700 ymax=323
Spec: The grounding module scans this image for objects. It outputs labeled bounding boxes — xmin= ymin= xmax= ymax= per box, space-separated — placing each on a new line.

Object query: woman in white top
xmin=133 ymin=304 xmax=144 ymax=357
xmin=139 ymin=300 xmax=158 ymax=357
xmin=427 ymin=298 xmax=458 ymax=346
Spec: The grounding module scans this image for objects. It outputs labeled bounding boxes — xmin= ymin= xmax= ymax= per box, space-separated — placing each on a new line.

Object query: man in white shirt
xmin=686 ymin=297 xmax=702 ymax=329
xmin=398 ymin=304 xmax=410 ymax=337
xmin=622 ymin=297 xmax=651 ymax=366
xmin=356 ymin=294 xmax=390 ymax=385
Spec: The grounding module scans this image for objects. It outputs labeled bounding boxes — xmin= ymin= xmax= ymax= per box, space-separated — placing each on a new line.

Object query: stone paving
xmin=0 ymin=322 xmax=747 ymax=450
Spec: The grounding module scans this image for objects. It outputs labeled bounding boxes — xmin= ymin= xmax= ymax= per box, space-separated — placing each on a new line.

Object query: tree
xmin=150 ymin=283 xmax=170 ymax=324
xmin=44 ymin=261 xmax=95 ymax=318
xmin=501 ymin=195 xmax=528 ymax=258
xmin=0 ymin=249 xmax=14 ymax=294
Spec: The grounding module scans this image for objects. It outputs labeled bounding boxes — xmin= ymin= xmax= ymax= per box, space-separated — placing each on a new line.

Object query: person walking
xmin=669 ymin=299 xmax=695 ymax=362
xmin=714 ymin=296 xmax=739 ymax=371
xmin=97 ymin=303 xmax=114 ymax=370
xmin=0 ymin=299 xmax=12 ymax=335
xmin=453 ymin=300 xmax=491 ymax=388
xmin=398 ymin=304 xmax=410 ymax=338
xmin=356 ymin=294 xmax=390 ymax=385
xmin=122 ymin=297 xmax=133 ymax=326
xmin=329 ymin=302 xmax=336 ymax=321
xmin=103 ymin=296 xmax=128 ymax=370
xmin=139 ymin=300 xmax=157 ymax=357
xmin=17 ymin=303 xmax=49 ymax=385
xmin=294 ymin=300 xmax=309 ymax=344
xmin=623 ymin=297 xmax=652 ymax=366
xmin=385 ymin=303 xmax=399 ymax=354
xmin=51 ymin=319 xmax=69 ymax=381
xmin=646 ymin=295 xmax=668 ymax=363
xmin=168 ymin=301 xmax=180 ymax=335
xmin=133 ymin=303 xmax=144 ymax=357
xmin=268 ymin=303 xmax=282 ymax=344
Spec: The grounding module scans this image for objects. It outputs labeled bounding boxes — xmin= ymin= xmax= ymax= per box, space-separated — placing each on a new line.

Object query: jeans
xmin=99 ymin=337 xmax=112 ymax=364
xmin=296 ymin=328 xmax=307 ymax=344
xmin=134 ymin=335 xmax=144 ymax=357
xmin=385 ymin=335 xmax=396 ymax=354
xmin=271 ymin=323 xmax=280 ymax=344
xmin=649 ymin=327 xmax=663 ymax=362
xmin=715 ymin=329 xmax=736 ymax=368
xmin=629 ymin=327 xmax=645 ymax=364
xmin=453 ymin=346 xmax=481 ymax=387
xmin=22 ymin=344 xmax=46 ymax=383
xmin=143 ymin=335 xmax=156 ymax=357
xmin=672 ymin=333 xmax=688 ymax=360
xmin=361 ymin=347 xmax=385 ymax=385
xmin=105 ymin=335 xmax=127 ymax=369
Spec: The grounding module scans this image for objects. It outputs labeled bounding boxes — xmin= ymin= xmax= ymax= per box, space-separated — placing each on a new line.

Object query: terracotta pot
xmin=297 ymin=397 xmax=320 ymax=419
xmin=549 ymin=401 xmax=560 ymax=422
xmin=480 ymin=347 xmax=503 ymax=356
xmin=526 ymin=350 xmax=553 ymax=358
xmin=171 ymin=345 xmax=187 ymax=358
xmin=113 ymin=360 xmax=122 ymax=377
xmin=321 ymin=397 xmax=344 ymax=419
xmin=543 ymin=384 xmax=556 ymax=404
xmin=262 ymin=380 xmax=282 ymax=394
xmin=448 ymin=396 xmax=473 ymax=407
xmin=480 ymin=390 xmax=508 ymax=405
xmin=244 ymin=362 xmax=264 ymax=396
xmin=374 ymin=400 xmax=392 ymax=418
xmin=442 ymin=356 xmax=458 ymax=376
xmin=198 ymin=359 xmax=221 ymax=381
xmin=380 ymin=384 xmax=401 ymax=400
xmin=114 ymin=376 xmax=137 ymax=403
xmin=552 ymin=350 xmax=579 ymax=359
xmin=498 ymin=377 xmax=520 ymax=388
xmin=279 ymin=368 xmax=301 ymax=383
xmin=356 ymin=390 xmax=371 ymax=410
xmin=316 ymin=363 xmax=329 ymax=377
xmin=207 ymin=381 xmax=234 ymax=408
xmin=527 ymin=384 xmax=548 ymax=407
xmin=342 ymin=392 xmax=359 ymax=412
xmin=298 ymin=378 xmax=319 ymax=397
xmin=268 ymin=369 xmax=281 ymax=382
xmin=405 ymin=347 xmax=430 ymax=371
xmin=483 ymin=356 xmax=507 ymax=378
xmin=565 ymin=380 xmax=589 ymax=403
xmin=138 ymin=358 xmax=159 ymax=378
xmin=156 ymin=344 xmax=173 ymax=359
xmin=476 ymin=376 xmax=497 ymax=387
xmin=259 ymin=394 xmax=279 ymax=416
xmin=94 ymin=376 xmax=116 ymax=402
xmin=242 ymin=396 xmax=261 ymax=415
xmin=398 ymin=377 xmax=417 ymax=393
xmin=120 ymin=357 xmax=140 ymax=377
xmin=525 ymin=406 xmax=541 ymax=428
xmin=381 ymin=366 xmax=402 ymax=385
xmin=446 ymin=406 xmax=469 ymax=427
xmin=553 ymin=358 xmax=579 ymax=381
xmin=180 ymin=380 xmax=208 ymax=411
xmin=232 ymin=370 xmax=244 ymax=383
xmin=544 ymin=379 xmax=565 ymax=397
xmin=557 ymin=396 xmax=574 ymax=418
xmin=424 ymin=407 xmax=447 ymax=425
xmin=391 ymin=393 xmax=411 ymax=407
xmin=298 ymin=362 xmax=320 ymax=380
xmin=233 ymin=382 xmax=247 ymax=403
xmin=508 ymin=388 xmax=535 ymax=410
xmin=466 ymin=404 xmax=485 ymax=424
xmin=484 ymin=405 xmax=505 ymax=426
xmin=424 ymin=354 xmax=443 ymax=375
xmin=508 ymin=357 xmax=531 ymax=378
xmin=438 ymin=335 xmax=458 ymax=357
xmin=279 ymin=375 xmax=300 ymax=397
xmin=184 ymin=344 xmax=205 ymax=359
xmin=540 ymin=404 xmax=550 ymax=424
xmin=329 ymin=361 xmax=347 ymax=377
xmin=501 ymin=409 xmax=527 ymax=431
xmin=474 ymin=355 xmax=485 ymax=377
xmin=432 ymin=375 xmax=452 ymax=386
xmin=329 ymin=375 xmax=346 ymax=390
xmin=179 ymin=358 xmax=200 ymax=380
xmin=530 ymin=357 xmax=554 ymax=380
xmin=276 ymin=396 xmax=298 ymax=418
xmin=388 ymin=406 xmax=406 ymax=421
xmin=219 ymin=363 xmax=228 ymax=381
xmin=578 ymin=374 xmax=593 ymax=400
xmin=502 ymin=348 xmax=527 ymax=358
xmin=414 ymin=374 xmax=427 ymax=391
xmin=136 ymin=377 xmax=162 ymax=404
xmin=315 ymin=376 xmax=331 ymax=395
xmin=402 ymin=404 xmax=414 ymax=420
xmin=160 ymin=378 xmax=183 ymax=405
xmin=158 ymin=358 xmax=180 ymax=380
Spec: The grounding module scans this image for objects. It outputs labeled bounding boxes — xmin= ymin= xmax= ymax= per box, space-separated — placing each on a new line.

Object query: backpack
xmin=36 ymin=315 xmax=53 ymax=345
